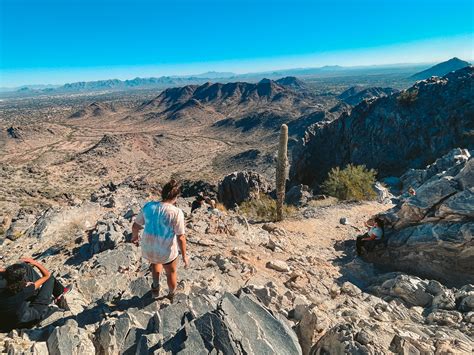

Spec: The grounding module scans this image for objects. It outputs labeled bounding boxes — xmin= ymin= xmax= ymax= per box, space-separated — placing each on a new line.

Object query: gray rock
xmin=455 ymin=157 xmax=474 ymax=189
xmin=5 ymin=213 xmax=36 ymax=240
xmin=286 ymin=184 xmax=312 ymax=206
xmin=30 ymin=342 xmax=49 ymax=355
xmin=339 ymin=217 xmax=349 ymax=225
xmin=427 ymin=310 xmax=463 ymax=326
xmin=246 ymin=283 xmax=279 ymax=307
xmin=459 ymin=295 xmax=474 ymax=312
xmin=340 ymin=281 xmax=362 ymax=297
xmin=47 ymin=319 xmax=95 ymax=355
xmin=436 ymin=188 xmax=474 ymax=219
xmin=380 ymin=275 xmax=433 ymax=307
xmin=432 ymin=289 xmax=456 ymax=310
xmin=356 ymin=329 xmax=373 ymax=345
xmin=217 ymin=171 xmax=272 ymax=208
xmin=162 ymin=291 xmax=302 ymax=354
xmin=262 ymin=222 xmax=286 ymax=236
xmin=158 ymin=300 xmax=193 ymax=340
xmin=135 ymin=333 xmax=162 ymax=355
xmin=266 ymin=260 xmax=290 ymax=272
xmin=309 ymin=323 xmax=366 ymax=354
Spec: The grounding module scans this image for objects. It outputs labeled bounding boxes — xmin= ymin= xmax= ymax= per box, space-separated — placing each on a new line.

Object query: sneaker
xmin=55 ymin=285 xmax=73 ymax=311
xmin=167 ymin=290 xmax=176 ymax=303
xmin=151 ymin=284 xmax=160 ymax=299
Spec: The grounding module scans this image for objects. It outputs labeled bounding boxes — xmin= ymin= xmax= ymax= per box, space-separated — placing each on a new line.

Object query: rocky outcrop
xmin=218 ymin=171 xmax=272 ymax=208
xmin=180 ymin=179 xmax=218 ymax=199
xmin=338 ymin=86 xmax=398 ymax=106
xmin=363 ymin=149 xmax=474 ymax=285
xmin=285 ymin=184 xmax=313 ymax=206
xmin=291 ymin=66 xmax=474 ymax=187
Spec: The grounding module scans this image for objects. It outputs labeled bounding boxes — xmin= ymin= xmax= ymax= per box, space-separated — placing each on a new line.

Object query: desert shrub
xmin=322 ymin=164 xmax=377 ymax=201
xmin=239 ymin=195 xmax=296 ymax=222
xmin=397 ymin=89 xmax=418 ymax=106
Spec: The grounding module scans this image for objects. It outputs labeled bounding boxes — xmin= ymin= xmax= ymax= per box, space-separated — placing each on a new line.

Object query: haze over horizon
xmin=0 ymin=0 xmax=473 ymax=87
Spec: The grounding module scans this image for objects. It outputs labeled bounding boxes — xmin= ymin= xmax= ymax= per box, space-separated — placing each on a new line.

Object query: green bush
xmin=397 ymin=89 xmax=418 ymax=106
xmin=322 ymin=164 xmax=377 ymax=201
xmin=239 ymin=195 xmax=296 ymax=222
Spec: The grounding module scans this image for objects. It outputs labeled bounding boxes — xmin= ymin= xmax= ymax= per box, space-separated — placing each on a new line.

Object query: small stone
xmin=341 ymin=282 xmax=362 ymax=296
xmin=330 ymin=284 xmax=340 ymax=299
xmin=339 ymin=217 xmax=349 ymax=225
xmin=266 ymin=260 xmax=290 ymax=272
xmin=356 ymin=330 xmax=372 ymax=345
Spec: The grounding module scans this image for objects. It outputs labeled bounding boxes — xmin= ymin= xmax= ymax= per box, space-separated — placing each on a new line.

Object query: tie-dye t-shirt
xmin=135 ymin=201 xmax=185 ymax=264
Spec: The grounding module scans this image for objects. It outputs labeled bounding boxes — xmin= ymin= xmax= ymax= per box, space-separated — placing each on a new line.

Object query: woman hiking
xmin=132 ymin=179 xmax=189 ymax=301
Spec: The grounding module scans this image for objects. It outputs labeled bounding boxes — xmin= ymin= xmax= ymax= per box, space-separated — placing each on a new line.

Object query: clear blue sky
xmin=0 ymin=0 xmax=472 ymax=86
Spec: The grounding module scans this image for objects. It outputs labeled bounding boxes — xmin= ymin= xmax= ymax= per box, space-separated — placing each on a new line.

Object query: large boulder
xmin=217 ymin=171 xmax=272 ymax=208
xmin=291 ymin=66 xmax=474 ymax=187
xmin=285 ymin=184 xmax=313 ymax=206
xmin=47 ymin=319 xmax=95 ymax=355
xmin=363 ymin=150 xmax=474 ymax=286
xmin=162 ymin=291 xmax=302 ymax=354
xmin=401 ymin=148 xmax=471 ymax=191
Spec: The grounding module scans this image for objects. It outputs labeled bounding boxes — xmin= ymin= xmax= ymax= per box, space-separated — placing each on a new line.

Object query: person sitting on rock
xmin=132 ymin=179 xmax=190 ymax=301
xmin=356 ymin=217 xmax=385 ymax=255
xmin=207 ymin=199 xmax=221 ymax=216
xmin=0 ymin=258 xmax=71 ymax=332
xmin=191 ymin=194 xmax=206 ymax=213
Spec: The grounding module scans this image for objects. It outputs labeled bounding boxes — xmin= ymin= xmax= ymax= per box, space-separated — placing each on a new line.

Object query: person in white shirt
xmin=132 ymin=180 xmax=189 ymax=301
xmin=356 ymin=217 xmax=385 ymax=255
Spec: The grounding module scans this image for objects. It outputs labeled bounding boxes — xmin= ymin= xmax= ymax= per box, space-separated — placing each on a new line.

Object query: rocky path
xmin=1 ymin=182 xmax=473 ymax=354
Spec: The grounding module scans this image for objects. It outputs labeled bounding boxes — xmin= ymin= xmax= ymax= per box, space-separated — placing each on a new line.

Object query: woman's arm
xmin=21 ymin=258 xmax=51 ymax=290
xmin=177 ymin=234 xmax=189 ymax=268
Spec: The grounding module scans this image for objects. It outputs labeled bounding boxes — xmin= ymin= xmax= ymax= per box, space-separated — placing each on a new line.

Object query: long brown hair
xmin=161 ymin=179 xmax=181 ymax=201
xmin=5 ymin=264 xmax=27 ymax=294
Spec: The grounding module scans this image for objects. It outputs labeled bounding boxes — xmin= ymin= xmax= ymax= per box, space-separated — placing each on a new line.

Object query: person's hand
xmin=183 ymin=255 xmax=190 ymax=269
xmin=131 ymin=235 xmax=140 ymax=246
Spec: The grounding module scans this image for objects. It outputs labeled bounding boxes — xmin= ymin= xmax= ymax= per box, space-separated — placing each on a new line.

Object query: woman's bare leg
xmin=151 ymin=263 xmax=162 ymax=288
xmin=163 ymin=258 xmax=178 ymax=295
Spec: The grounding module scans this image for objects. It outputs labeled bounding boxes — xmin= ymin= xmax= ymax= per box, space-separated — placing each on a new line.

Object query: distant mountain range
xmin=2 ymin=59 xmax=470 ymax=94
xmin=411 ymin=57 xmax=471 ymax=80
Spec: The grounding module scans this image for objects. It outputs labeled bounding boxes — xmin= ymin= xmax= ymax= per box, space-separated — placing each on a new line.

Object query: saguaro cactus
xmin=276 ymin=124 xmax=288 ymax=221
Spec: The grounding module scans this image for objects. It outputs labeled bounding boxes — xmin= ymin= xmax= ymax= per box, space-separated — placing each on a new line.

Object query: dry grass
xmin=239 ymin=195 xmax=297 ymax=222
xmin=307 ymin=196 xmax=339 ymax=208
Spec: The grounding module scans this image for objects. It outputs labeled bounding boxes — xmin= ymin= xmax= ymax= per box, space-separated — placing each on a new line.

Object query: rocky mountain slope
xmin=291 ymin=66 xmax=474 ymax=187
xmin=137 ymin=79 xmax=322 ymax=126
xmin=411 ymin=57 xmax=471 ymax=80
xmin=1 ymin=169 xmax=473 ymax=354
xmin=338 ymin=86 xmax=398 ymax=106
